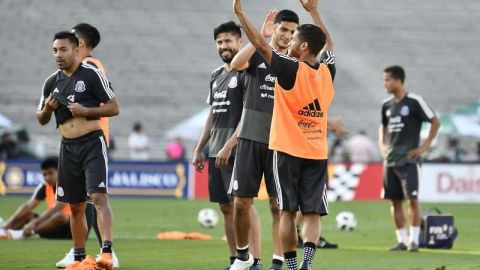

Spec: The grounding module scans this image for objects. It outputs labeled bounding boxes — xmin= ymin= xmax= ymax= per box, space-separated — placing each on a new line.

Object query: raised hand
xmin=261 ymin=9 xmax=278 ymax=38
xmin=299 ymin=0 xmax=318 ymax=12
xmin=233 ymin=0 xmax=242 ymax=14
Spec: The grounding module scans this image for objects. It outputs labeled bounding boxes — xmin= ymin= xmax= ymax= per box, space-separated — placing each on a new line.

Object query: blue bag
xmin=419 ymin=208 xmax=458 ymax=249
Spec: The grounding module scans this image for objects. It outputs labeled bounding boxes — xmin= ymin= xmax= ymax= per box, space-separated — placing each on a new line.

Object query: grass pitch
xmin=0 ymin=196 xmax=479 ymax=269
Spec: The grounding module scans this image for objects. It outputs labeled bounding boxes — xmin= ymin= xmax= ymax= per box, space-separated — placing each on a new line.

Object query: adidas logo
xmin=258 ymin=62 xmax=267 ymax=69
xmin=298 ymin=99 xmax=324 ymax=118
xmin=98 ymin=182 xmax=106 ymax=188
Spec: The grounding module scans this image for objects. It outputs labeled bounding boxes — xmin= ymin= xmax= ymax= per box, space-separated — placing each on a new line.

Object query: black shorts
xmin=383 ymin=164 xmax=419 ymax=200
xmin=273 ymin=151 xmax=328 ymax=215
xmin=57 ymin=130 xmax=109 ymax=204
xmin=38 ymin=220 xmax=72 ymax=239
xmin=229 ymin=138 xmax=277 ymax=198
xmin=208 ymin=158 xmax=234 ymax=204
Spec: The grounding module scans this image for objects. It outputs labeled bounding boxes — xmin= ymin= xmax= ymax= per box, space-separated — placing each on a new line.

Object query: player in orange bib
xmin=233 ymin=0 xmax=335 ymax=269
xmin=0 ymin=157 xmax=72 ymax=240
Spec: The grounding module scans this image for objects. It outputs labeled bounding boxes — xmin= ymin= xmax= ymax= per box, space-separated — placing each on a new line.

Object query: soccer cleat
xmin=389 ymin=242 xmax=408 ymax=251
xmin=7 ymin=229 xmax=24 ymax=240
xmin=77 ymin=256 xmax=96 ymax=270
xmin=56 ymin=248 xmax=75 ymax=268
xmin=317 ymin=237 xmax=338 ymax=249
xmin=65 ymin=261 xmax=81 ymax=270
xmin=249 ymin=265 xmax=261 ymax=270
xmin=223 ymin=266 xmax=231 ymax=270
xmin=408 ymin=242 xmax=419 ymax=252
xmin=95 ymin=252 xmax=114 ymax=270
xmin=96 ymin=249 xmax=119 ymax=268
xmin=299 ymin=261 xmax=312 ymax=270
xmin=230 ymin=253 xmax=254 ymax=270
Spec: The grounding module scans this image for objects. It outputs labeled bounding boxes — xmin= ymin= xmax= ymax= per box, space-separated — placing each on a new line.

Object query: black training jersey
xmin=237 ymin=51 xmax=277 ymax=144
xmin=31 ymin=182 xmax=47 ymax=201
xmin=207 ymin=66 xmax=246 ymax=157
xmin=37 ymin=62 xmax=115 ymax=127
xmin=381 ymin=93 xmax=435 ymax=166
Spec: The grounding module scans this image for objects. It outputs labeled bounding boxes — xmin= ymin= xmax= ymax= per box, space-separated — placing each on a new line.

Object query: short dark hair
xmin=53 ymin=31 xmax=79 ymax=46
xmin=41 ymin=156 xmax=58 ymax=170
xmin=297 ymin=24 xmax=326 ymax=56
xmin=213 ymin=21 xmax=242 ymax=40
xmin=72 ymin=23 xmax=101 ymax=49
xmin=384 ymin=65 xmax=406 ymax=83
xmin=274 ymin=9 xmax=299 ymax=24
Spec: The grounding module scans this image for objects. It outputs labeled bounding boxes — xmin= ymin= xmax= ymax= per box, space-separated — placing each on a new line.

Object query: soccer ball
xmin=197 ymin=208 xmax=219 ymax=228
xmin=335 ymin=211 xmax=357 ymax=231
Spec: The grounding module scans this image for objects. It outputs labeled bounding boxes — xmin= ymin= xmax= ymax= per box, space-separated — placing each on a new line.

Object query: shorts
xmin=273 ymin=151 xmax=328 ymax=215
xmin=38 ymin=220 xmax=72 ymax=239
xmin=57 ymin=130 xmax=109 ymax=204
xmin=208 ymin=158 xmax=234 ymax=204
xmin=229 ymin=138 xmax=277 ymax=198
xmin=383 ymin=164 xmax=419 ymax=200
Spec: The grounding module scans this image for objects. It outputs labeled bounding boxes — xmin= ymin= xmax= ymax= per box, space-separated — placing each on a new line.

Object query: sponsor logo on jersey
xmin=258 ymin=62 xmax=267 ymax=69
xmin=57 ymin=187 xmax=64 ymax=197
xmin=265 ymin=74 xmax=276 ymax=82
xmin=74 ymin=81 xmax=86 ymax=92
xmin=298 ymin=119 xmax=318 ymax=129
xmin=298 ymin=99 xmax=324 ymax=118
xmin=67 ymin=94 xmax=75 ymax=103
xmin=212 ymin=80 xmax=217 ymax=89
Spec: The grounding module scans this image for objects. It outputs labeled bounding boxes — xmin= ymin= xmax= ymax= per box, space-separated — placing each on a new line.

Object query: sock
xmin=230 ymin=256 xmax=236 ymax=265
xmin=410 ymin=226 xmax=420 ymax=244
xmin=236 ymin=245 xmax=249 ymax=261
xmin=395 ymin=228 xmax=408 ymax=245
xmin=271 ymin=254 xmax=284 ymax=270
xmin=73 ymin=248 xmax=86 ymax=262
xmin=253 ymin=258 xmax=261 ymax=266
xmin=101 ymin=240 xmax=113 ymax=253
xmin=300 ymin=242 xmax=317 ymax=269
xmin=284 ymin=251 xmax=297 ymax=270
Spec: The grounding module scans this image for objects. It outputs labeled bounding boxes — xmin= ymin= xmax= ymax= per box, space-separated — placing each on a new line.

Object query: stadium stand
xmin=0 ymin=0 xmax=478 ymax=159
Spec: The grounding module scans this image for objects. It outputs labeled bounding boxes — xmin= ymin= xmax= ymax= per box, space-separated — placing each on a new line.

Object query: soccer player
xmin=192 ymin=21 xmax=262 ymax=270
xmin=233 ymin=0 xmax=336 ymax=269
xmin=36 ymin=31 xmax=119 ymax=270
xmin=0 ymin=157 xmax=72 ymax=240
xmin=229 ymin=9 xmax=299 ymax=270
xmin=379 ymin=65 xmax=440 ymax=252
xmin=54 ymin=23 xmax=120 ymax=269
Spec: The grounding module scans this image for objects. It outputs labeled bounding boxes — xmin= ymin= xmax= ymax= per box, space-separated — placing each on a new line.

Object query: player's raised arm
xmin=231 ymin=9 xmax=277 ymax=71
xmin=300 ymin=0 xmax=333 ymax=51
xmin=233 ymin=0 xmax=273 ymax=65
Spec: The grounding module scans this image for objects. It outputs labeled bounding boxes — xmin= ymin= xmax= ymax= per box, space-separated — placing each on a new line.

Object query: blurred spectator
xmin=345 ymin=130 xmax=378 ymax=163
xmin=128 ymin=122 xmax=150 ymax=160
xmin=165 ymin=137 xmax=186 ymax=161
xmin=0 ymin=132 xmax=19 ymax=160
xmin=446 ymin=138 xmax=466 ymax=162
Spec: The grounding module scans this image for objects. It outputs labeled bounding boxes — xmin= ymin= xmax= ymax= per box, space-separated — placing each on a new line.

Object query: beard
xmin=219 ymin=48 xmax=237 ymax=63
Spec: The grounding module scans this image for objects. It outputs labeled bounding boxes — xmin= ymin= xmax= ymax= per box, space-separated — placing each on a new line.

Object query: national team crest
xmin=400 ymin=105 xmax=410 ymax=116
xmin=75 ymin=81 xmax=86 ymax=92
xmin=228 ymin=77 xmax=237 ymax=88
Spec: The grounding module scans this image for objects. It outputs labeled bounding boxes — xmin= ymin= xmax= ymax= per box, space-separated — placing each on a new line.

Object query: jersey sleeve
xmin=89 ymin=68 xmax=115 ymax=103
xmin=37 ymin=75 xmax=55 ymax=111
xmin=413 ymin=96 xmax=436 ymax=122
xmin=381 ymin=104 xmax=388 ymax=126
xmin=246 ymin=52 xmax=260 ymax=74
xmin=207 ymin=72 xmax=215 ymax=105
xmin=319 ymin=51 xmax=336 ymax=81
xmin=270 ymin=50 xmax=299 ymax=90
xmin=31 ymin=183 xmax=46 ymax=201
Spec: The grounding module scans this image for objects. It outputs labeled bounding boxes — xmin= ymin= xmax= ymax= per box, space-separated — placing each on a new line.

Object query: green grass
xmin=1 ymin=196 xmax=479 ymax=269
